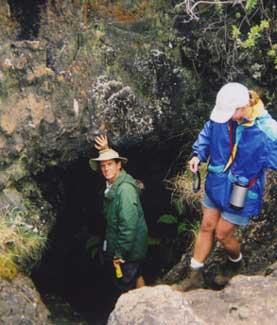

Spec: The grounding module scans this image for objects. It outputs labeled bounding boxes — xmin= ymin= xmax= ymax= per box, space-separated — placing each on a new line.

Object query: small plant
xmin=0 ymin=254 xmax=17 ymax=281
xmin=157 ymin=213 xmax=178 ymax=225
xmin=158 ymin=213 xmax=200 ymax=245
xmin=148 ymin=212 xmax=200 ymax=271
xmin=245 ymin=0 xmax=258 ymax=12
xmin=0 ymin=207 xmax=47 ymax=279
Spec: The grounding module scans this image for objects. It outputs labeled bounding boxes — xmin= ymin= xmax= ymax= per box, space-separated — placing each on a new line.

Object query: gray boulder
xmin=0 ymin=273 xmax=50 ymax=324
xmin=108 ymin=285 xmax=206 ymax=325
xmin=108 ymin=266 xmax=277 ymax=325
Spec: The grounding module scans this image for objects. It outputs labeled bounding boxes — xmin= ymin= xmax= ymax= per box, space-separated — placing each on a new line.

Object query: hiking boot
xmin=212 ymin=259 xmax=242 ymax=289
xmin=171 ymin=268 xmax=205 ymax=292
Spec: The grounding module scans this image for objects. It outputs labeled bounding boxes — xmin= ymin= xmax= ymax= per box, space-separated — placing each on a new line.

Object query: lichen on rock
xmin=0 ymin=273 xmax=50 ymax=324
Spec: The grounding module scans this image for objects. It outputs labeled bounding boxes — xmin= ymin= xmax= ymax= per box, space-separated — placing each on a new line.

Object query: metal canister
xmin=229 ymin=182 xmax=248 ymax=210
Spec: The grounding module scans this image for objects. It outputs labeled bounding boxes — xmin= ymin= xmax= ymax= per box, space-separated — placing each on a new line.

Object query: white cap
xmin=210 ymin=83 xmax=250 ymax=123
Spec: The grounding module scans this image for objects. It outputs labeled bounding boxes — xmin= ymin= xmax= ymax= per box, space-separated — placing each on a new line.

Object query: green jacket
xmin=103 ymin=170 xmax=148 ymax=262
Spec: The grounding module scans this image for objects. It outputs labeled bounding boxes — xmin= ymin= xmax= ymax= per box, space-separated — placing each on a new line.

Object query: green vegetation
xmin=172 ymin=1 xmax=276 ymax=114
xmin=146 ymin=162 xmax=207 ymax=269
xmin=0 ymin=207 xmax=47 ymax=280
xmin=148 ymin=211 xmax=200 ymax=270
xmin=157 ymin=213 xmax=200 ymax=244
xmin=148 ymin=164 xmax=204 ymax=268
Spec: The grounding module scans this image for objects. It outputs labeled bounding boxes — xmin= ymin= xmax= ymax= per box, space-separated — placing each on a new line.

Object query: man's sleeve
xmin=192 ymin=120 xmax=212 ymax=162
xmin=114 ymin=183 xmax=139 ymax=259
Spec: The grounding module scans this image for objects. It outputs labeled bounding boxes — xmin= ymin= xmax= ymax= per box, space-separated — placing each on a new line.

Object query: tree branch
xmin=175 ymin=0 xmax=246 ymax=21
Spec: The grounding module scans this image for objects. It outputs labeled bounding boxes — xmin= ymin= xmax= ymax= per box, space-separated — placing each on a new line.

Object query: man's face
xmin=100 ymin=159 xmax=121 ymax=184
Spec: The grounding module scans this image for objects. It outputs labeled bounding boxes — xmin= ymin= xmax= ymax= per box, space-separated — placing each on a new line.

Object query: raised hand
xmin=95 ymin=134 xmax=109 ymax=151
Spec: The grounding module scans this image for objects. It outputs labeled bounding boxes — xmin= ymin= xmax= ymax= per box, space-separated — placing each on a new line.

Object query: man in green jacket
xmin=89 ymin=141 xmax=148 ymax=292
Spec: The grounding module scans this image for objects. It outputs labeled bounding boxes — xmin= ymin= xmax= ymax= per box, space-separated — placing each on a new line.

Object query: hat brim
xmin=210 ymin=105 xmax=235 ymax=123
xmin=89 ymin=157 xmax=128 ymax=171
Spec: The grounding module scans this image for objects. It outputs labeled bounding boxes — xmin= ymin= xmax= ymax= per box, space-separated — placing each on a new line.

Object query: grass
xmin=0 ymin=208 xmax=47 ymax=280
xmin=0 ymin=254 xmax=17 ymax=280
xmin=165 ymin=162 xmax=207 ymax=214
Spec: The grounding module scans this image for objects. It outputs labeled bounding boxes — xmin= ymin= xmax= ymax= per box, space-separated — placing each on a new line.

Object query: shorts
xmin=202 ymin=192 xmax=250 ymax=226
xmin=107 ymin=260 xmax=143 ymax=293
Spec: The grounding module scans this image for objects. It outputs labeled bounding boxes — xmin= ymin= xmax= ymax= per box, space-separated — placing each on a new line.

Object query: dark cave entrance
xmin=8 ymin=0 xmax=47 ymax=40
xmin=31 ymin=143 xmax=185 ymax=323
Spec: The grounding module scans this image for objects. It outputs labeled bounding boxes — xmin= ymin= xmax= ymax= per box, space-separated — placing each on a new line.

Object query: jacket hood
xmin=242 ymin=99 xmax=266 ymax=126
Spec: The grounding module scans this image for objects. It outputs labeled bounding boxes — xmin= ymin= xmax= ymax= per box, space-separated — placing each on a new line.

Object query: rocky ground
xmin=0 ymin=273 xmax=50 ymax=324
xmin=108 ymin=262 xmax=277 ymax=325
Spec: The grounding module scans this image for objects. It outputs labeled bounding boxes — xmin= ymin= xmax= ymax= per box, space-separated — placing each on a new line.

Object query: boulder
xmin=108 ymin=267 xmax=277 ymax=324
xmin=108 ymin=285 xmax=206 ymax=325
xmin=0 ymin=273 xmax=50 ymax=324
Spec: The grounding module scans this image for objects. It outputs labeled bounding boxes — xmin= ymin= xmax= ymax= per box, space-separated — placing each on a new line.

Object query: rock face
xmin=108 ymin=264 xmax=277 ymax=325
xmin=0 ymin=40 xmax=156 ymax=169
xmin=0 ymin=273 xmax=50 ymax=324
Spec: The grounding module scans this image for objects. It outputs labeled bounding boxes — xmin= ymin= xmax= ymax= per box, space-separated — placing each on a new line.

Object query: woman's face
xmin=231 ymin=105 xmax=250 ymax=123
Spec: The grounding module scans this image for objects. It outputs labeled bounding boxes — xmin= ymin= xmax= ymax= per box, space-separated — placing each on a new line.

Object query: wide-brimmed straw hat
xmin=210 ymin=83 xmax=250 ymax=123
xmin=89 ymin=149 xmax=128 ymax=171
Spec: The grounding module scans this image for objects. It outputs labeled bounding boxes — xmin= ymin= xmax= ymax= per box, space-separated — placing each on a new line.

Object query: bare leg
xmin=171 ymin=207 xmax=220 ymax=292
xmin=215 ymin=216 xmax=240 ymax=259
xmin=136 ymin=275 xmax=145 ymax=288
xmin=193 ymin=207 xmax=221 ymax=262
xmin=213 ymin=216 xmax=242 ymax=287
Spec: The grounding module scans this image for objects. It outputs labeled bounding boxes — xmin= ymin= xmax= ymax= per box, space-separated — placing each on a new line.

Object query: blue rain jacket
xmin=192 ymin=109 xmax=277 ymax=217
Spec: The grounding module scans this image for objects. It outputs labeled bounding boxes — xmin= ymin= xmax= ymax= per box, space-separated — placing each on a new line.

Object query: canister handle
xmin=192 ymin=171 xmax=201 ymax=193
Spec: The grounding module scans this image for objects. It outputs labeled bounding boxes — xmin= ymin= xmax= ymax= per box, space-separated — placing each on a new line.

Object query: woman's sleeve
xmin=258 ymin=117 xmax=277 ymax=170
xmin=192 ymin=120 xmax=212 ymax=162
xmin=265 ymin=133 xmax=277 ymax=170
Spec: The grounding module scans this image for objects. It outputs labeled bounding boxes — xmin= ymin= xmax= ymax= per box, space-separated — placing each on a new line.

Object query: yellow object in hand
xmin=114 ymin=262 xmax=123 ymax=278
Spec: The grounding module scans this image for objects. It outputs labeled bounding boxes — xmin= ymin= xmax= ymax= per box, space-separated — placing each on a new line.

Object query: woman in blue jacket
xmin=175 ymin=82 xmax=277 ymax=291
